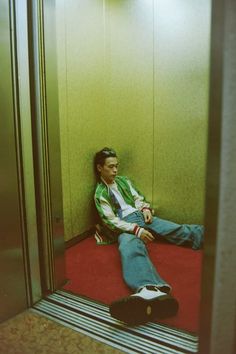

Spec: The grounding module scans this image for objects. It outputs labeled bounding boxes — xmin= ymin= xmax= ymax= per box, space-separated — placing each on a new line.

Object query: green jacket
xmin=94 ymin=176 xmax=150 ymax=244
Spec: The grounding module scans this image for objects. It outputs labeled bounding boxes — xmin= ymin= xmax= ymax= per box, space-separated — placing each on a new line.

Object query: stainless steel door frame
xmin=27 ymin=0 xmax=65 ymax=292
xmin=13 ymin=0 xmax=42 ymax=305
xmin=0 ymin=0 xmax=28 ymax=321
xmin=0 ymin=0 xmax=41 ymax=320
xmin=0 ymin=0 xmax=65 ymax=319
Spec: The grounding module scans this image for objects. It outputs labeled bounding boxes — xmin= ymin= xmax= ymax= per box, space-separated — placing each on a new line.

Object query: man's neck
xmin=101 ymin=176 xmax=116 ymax=186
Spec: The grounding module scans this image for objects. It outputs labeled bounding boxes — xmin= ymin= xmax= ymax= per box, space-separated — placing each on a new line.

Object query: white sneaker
xmin=132 ymin=286 xmax=168 ymax=300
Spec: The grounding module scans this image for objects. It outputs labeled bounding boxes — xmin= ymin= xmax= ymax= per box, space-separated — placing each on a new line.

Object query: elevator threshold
xmin=32 ymin=290 xmax=198 ymax=354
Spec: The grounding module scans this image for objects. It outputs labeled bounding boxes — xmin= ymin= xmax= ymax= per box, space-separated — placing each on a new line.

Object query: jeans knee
xmin=118 ymin=233 xmax=146 ymax=256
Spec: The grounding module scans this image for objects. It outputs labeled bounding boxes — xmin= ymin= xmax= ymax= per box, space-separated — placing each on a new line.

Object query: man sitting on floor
xmin=94 ymin=147 xmax=204 ymax=325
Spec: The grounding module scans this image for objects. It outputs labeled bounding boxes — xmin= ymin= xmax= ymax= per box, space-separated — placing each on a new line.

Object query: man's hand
xmin=140 ymin=229 xmax=154 ymax=244
xmin=142 ymin=209 xmax=153 ymax=224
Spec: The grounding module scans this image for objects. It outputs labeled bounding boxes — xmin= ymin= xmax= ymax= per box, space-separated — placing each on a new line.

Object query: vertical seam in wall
xmin=64 ymin=0 xmax=73 ymax=238
xmin=103 ymin=0 xmax=106 ymax=129
xmin=152 ymin=0 xmax=156 ymax=207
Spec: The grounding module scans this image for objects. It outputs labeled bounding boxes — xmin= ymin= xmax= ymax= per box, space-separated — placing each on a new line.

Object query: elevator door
xmin=0 ymin=0 xmax=27 ymax=322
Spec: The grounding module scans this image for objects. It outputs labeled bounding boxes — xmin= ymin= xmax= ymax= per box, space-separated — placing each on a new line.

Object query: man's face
xmin=97 ymin=157 xmax=118 ymax=184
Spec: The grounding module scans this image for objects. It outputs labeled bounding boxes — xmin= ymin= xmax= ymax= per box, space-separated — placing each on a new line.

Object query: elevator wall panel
xmin=0 ymin=0 xmax=27 ymax=321
xmin=57 ymin=0 xmax=105 ymax=239
xmin=57 ymin=0 xmax=154 ymax=239
xmin=102 ymin=0 xmax=154 ymax=201
xmin=153 ymin=0 xmax=210 ymax=223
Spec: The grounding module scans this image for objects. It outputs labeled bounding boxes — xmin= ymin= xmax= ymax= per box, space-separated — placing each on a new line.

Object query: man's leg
xmin=109 ymin=233 xmax=178 ymax=325
xmin=123 ymin=210 xmax=204 ymax=250
xmin=147 ymin=216 xmax=204 ymax=250
xmin=118 ymin=232 xmax=170 ymax=291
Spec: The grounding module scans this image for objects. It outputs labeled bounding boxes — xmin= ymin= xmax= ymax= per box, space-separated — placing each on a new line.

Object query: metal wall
xmin=0 ymin=0 xmax=27 ymax=321
xmin=56 ymin=0 xmax=210 ymax=241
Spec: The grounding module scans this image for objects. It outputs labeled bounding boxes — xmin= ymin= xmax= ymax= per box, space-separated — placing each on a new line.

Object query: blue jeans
xmin=118 ymin=211 xmax=204 ymax=291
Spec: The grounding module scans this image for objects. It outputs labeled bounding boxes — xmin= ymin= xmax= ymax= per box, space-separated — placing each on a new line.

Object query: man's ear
xmin=97 ymin=164 xmax=102 ymax=172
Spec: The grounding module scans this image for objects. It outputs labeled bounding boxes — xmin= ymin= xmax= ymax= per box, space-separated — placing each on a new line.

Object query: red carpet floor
xmin=63 ymin=237 xmax=202 ymax=334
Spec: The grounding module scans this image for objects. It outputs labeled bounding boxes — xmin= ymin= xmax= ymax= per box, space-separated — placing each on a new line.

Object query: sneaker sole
xmin=109 ymin=294 xmax=179 ymax=325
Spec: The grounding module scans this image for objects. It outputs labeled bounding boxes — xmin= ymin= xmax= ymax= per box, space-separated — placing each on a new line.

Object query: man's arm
xmin=126 ymin=179 xmax=153 ymax=224
xmin=95 ymin=196 xmax=144 ymax=237
xmin=96 ymin=197 xmax=154 ymax=243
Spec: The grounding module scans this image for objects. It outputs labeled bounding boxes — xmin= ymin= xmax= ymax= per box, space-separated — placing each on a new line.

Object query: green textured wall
xmin=153 ymin=1 xmax=210 ymax=223
xmin=56 ymin=0 xmax=211 ymax=241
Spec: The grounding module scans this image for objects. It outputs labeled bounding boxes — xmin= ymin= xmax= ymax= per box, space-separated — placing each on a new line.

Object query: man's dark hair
xmin=94 ymin=147 xmax=117 ymax=178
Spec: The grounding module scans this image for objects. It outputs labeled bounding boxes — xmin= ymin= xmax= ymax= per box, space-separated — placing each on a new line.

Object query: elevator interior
xmin=1 ymin=1 xmax=236 ymax=354
xmin=0 ymin=0 xmax=212 ymax=339
xmin=54 ymin=0 xmax=210 ymax=334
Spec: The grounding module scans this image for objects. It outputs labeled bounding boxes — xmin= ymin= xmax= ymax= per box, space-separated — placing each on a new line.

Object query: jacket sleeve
xmin=94 ymin=195 xmax=143 ymax=237
xmin=126 ymin=179 xmax=151 ymax=211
